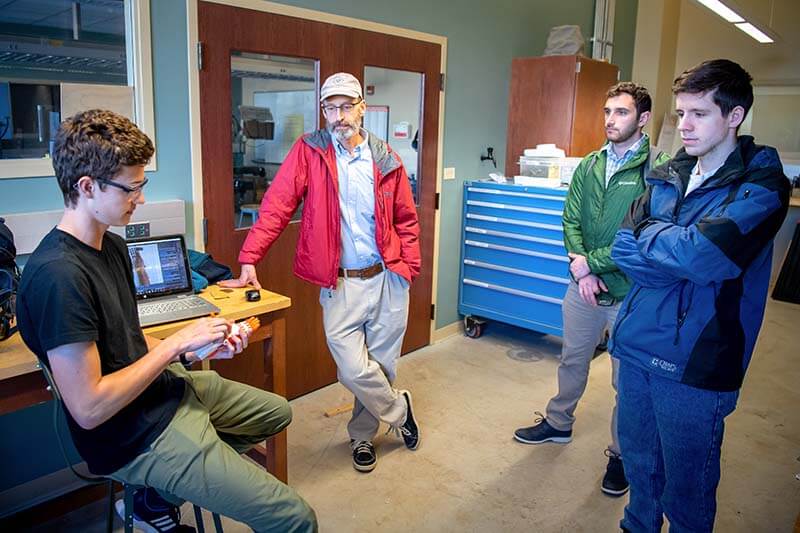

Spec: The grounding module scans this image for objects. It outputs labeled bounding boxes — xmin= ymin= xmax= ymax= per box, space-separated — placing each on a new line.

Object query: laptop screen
xmin=127 ymin=235 xmax=193 ymax=300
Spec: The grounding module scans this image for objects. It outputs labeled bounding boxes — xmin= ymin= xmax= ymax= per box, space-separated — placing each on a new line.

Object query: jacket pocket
xmin=611 ymin=285 xmax=642 ymax=345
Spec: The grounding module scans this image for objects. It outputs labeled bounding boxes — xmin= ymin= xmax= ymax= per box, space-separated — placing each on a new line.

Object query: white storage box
xmin=519 ymin=157 xmax=560 ymax=179
xmin=558 ymin=157 xmax=583 ymax=185
xmin=518 ymin=143 xmax=567 ymax=180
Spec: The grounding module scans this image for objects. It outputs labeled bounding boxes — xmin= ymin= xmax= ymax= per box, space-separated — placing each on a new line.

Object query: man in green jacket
xmin=513 ymin=82 xmax=670 ymax=496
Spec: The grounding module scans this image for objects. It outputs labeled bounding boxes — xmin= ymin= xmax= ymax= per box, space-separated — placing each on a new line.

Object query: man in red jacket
xmin=222 ymin=72 xmax=421 ymax=473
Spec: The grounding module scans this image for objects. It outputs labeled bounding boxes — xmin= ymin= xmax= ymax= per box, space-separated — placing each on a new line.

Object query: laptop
xmin=127 ymin=235 xmax=220 ymax=327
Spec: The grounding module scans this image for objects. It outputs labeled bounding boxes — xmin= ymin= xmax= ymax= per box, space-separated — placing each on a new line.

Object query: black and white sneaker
xmin=115 ymin=487 xmax=196 ymax=532
xmin=601 ymin=450 xmax=629 ymax=496
xmin=398 ymin=390 xmax=420 ymax=450
xmin=513 ymin=411 xmax=573 ymax=444
xmin=351 ymin=440 xmax=377 ymax=472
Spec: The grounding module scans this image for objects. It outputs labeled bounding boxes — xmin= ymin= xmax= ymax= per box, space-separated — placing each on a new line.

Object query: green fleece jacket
xmin=562 ymin=137 xmax=671 ymax=300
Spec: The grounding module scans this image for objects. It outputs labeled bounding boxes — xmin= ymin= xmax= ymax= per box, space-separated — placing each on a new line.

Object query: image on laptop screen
xmin=128 ymin=237 xmax=191 ymax=298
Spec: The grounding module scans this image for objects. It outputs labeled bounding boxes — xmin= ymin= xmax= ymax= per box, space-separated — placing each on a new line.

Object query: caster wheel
xmin=464 ymin=316 xmax=485 ymax=338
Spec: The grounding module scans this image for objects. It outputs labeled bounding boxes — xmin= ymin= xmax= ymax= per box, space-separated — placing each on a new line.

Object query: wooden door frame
xmin=185 ymin=0 xmax=448 ymax=342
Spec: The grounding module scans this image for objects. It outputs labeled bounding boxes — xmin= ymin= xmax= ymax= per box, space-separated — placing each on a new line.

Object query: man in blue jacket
xmin=610 ymin=59 xmax=790 ymax=532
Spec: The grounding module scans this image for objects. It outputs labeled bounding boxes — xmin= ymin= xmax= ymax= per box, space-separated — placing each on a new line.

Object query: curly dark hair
xmin=672 ymin=59 xmax=753 ymax=117
xmin=606 ymin=82 xmax=653 ymax=117
xmin=52 ymin=109 xmax=154 ymax=207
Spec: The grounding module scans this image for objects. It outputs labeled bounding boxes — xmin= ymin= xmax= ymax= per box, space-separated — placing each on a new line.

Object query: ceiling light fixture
xmin=695 ymin=0 xmax=745 ymax=23
xmin=734 ymin=22 xmax=775 ymax=43
xmin=694 ymin=0 xmax=776 ymax=44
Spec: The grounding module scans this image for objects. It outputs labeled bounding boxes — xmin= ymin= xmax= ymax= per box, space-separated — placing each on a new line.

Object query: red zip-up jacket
xmin=238 ymin=128 xmax=421 ymax=289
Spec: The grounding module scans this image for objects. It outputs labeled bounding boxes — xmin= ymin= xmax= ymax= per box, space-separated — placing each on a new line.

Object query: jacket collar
xmin=648 ymin=135 xmax=778 ymax=190
xmin=589 ymin=133 xmax=652 ymax=176
xmin=600 ymin=133 xmax=650 ymax=164
xmin=303 ymin=127 xmax=401 ymax=177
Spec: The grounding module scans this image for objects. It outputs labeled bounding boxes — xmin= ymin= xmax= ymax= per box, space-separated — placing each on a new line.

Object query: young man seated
xmin=16 ymin=109 xmax=317 ymax=533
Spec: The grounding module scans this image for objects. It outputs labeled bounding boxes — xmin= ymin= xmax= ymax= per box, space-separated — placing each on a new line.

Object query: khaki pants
xmin=319 ymin=269 xmax=410 ymax=442
xmin=546 ymin=281 xmax=622 ymax=454
xmin=110 ymin=364 xmax=317 ymax=533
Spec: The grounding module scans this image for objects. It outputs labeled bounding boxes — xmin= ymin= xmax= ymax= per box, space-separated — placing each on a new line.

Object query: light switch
xmin=443 ymin=167 xmax=456 ymax=180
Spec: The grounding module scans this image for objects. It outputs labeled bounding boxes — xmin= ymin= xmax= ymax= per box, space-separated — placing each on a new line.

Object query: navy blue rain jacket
xmin=609 ymin=136 xmax=790 ymax=391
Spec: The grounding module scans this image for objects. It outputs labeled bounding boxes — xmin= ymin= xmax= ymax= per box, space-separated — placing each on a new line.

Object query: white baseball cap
xmin=320 ymin=72 xmax=363 ymax=102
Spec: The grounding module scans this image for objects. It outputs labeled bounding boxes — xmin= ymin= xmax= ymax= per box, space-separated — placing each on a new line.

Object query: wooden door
xmin=198 ymin=2 xmax=440 ymax=398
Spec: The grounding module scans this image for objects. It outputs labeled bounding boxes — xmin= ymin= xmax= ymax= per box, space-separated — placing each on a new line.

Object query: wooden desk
xmin=0 ymin=287 xmax=291 ymax=482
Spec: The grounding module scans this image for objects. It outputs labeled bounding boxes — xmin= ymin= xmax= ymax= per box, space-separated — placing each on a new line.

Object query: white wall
xmin=634 ymin=0 xmax=800 ymax=147
xmin=674 ymin=0 xmax=800 ymax=85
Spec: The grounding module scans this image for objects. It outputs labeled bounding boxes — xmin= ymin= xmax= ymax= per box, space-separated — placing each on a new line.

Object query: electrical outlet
xmin=125 ymin=221 xmax=150 ymax=239
xmin=443 ymin=167 xmax=456 ymax=180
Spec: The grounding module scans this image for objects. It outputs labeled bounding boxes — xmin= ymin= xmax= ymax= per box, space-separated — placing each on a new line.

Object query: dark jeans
xmin=617 ymin=360 xmax=738 ymax=533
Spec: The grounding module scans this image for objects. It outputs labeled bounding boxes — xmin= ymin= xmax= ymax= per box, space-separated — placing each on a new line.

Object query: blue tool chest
xmin=458 ymin=180 xmax=570 ymax=337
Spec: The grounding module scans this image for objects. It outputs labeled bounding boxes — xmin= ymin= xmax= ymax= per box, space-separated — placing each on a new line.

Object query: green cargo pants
xmin=110 ymin=364 xmax=317 ymax=532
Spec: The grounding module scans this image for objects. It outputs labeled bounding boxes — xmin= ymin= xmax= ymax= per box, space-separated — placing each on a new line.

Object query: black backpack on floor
xmin=0 ymin=217 xmax=20 ymax=340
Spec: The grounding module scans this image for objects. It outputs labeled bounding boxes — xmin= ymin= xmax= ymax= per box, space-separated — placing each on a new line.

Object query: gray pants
xmin=546 ymin=281 xmax=622 ymax=455
xmin=319 ymin=269 xmax=410 ymax=442
xmin=111 ymin=365 xmax=317 ymax=533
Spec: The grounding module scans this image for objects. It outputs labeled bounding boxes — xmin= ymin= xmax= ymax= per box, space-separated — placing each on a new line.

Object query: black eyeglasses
xmin=95 ymin=177 xmax=149 ymax=196
xmin=321 ymin=98 xmax=362 ymax=115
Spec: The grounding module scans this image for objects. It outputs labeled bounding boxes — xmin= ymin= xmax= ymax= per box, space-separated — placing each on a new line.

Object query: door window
xmin=363 ymin=66 xmax=423 ymax=205
xmin=230 ymin=51 xmax=317 ymax=229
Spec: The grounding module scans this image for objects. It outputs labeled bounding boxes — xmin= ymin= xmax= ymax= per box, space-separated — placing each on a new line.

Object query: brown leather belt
xmin=338 ymin=262 xmax=384 ymax=280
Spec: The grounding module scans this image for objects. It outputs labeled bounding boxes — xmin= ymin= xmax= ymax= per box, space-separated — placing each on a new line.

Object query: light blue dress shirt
xmin=334 ymin=130 xmax=382 ymax=269
xmin=601 ymin=133 xmax=649 ymax=187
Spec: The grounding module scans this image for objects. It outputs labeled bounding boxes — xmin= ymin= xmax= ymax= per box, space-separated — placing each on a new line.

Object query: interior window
xmin=0 ymin=0 xmax=154 ymax=177
xmin=363 ymin=66 xmax=423 ymax=205
xmin=230 ymin=51 xmax=317 ymax=229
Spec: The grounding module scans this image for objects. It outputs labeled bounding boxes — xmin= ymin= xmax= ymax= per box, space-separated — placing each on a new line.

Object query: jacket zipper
xmin=673 ymin=284 xmax=689 ymax=345
xmin=316 ymin=144 xmax=342 ymax=289
xmin=669 ymin=168 xmax=685 ymax=222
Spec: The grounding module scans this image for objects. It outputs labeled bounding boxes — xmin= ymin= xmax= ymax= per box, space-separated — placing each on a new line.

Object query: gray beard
xmin=327 ymin=122 xmax=358 ymax=143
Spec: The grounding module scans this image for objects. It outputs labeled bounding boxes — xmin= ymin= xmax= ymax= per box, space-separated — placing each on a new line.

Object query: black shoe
xmin=351 ymin=440 xmax=377 ymax=472
xmin=601 ymin=451 xmax=629 ymax=496
xmin=513 ymin=411 xmax=573 ymax=444
xmin=115 ymin=487 xmax=196 ymax=532
xmin=398 ymin=390 xmax=420 ymax=450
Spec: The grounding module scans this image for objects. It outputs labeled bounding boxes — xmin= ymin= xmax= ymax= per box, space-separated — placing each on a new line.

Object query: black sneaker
xmin=601 ymin=450 xmax=629 ymax=496
xmin=351 ymin=440 xmax=377 ymax=472
xmin=115 ymin=487 xmax=196 ymax=532
xmin=513 ymin=411 xmax=573 ymax=444
xmin=398 ymin=390 xmax=420 ymax=450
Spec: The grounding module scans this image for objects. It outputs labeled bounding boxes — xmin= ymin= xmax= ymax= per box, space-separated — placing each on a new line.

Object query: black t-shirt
xmin=17 ymin=229 xmax=185 ymax=475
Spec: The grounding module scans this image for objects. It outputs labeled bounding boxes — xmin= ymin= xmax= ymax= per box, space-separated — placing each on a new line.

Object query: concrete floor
xmin=31 ymin=298 xmax=800 ymax=532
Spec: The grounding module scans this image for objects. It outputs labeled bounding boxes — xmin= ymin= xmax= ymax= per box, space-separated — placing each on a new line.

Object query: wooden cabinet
xmin=505 ymin=55 xmax=619 ymax=176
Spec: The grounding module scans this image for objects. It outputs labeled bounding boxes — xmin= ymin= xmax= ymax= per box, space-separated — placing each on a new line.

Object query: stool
xmin=40 ymin=363 xmax=223 ymax=532
xmin=238 ymin=204 xmax=260 ymax=227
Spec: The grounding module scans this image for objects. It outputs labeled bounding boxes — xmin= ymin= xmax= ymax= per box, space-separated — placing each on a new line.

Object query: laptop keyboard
xmin=139 ymin=297 xmax=209 ymax=316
